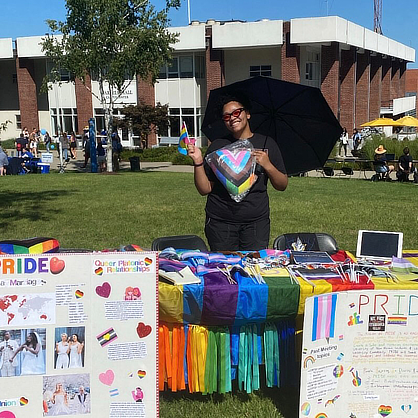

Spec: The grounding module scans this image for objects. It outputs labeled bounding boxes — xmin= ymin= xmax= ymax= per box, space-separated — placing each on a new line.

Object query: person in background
xmin=44 ymin=131 xmax=52 ymax=152
xmin=374 ymin=144 xmax=394 ymax=180
xmin=397 ymin=146 xmax=416 ymax=182
xmin=22 ymin=127 xmax=29 ymax=140
xmin=29 ymin=128 xmax=38 ymax=158
xmin=69 ymin=132 xmax=77 ymax=159
xmin=59 ymin=131 xmax=70 ymax=162
xmin=97 ymin=137 xmax=106 ymax=172
xmin=82 ymin=127 xmax=90 ymax=168
xmin=0 ymin=146 xmax=9 ymax=176
xmin=352 ymin=128 xmax=362 ymax=152
xmin=15 ymin=133 xmax=26 ymax=157
xmin=339 ymin=127 xmax=349 ymax=157
xmin=111 ymin=131 xmax=122 ymax=171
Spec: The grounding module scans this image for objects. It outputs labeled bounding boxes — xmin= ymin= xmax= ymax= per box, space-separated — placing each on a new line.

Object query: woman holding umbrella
xmin=188 ymin=93 xmax=288 ymax=251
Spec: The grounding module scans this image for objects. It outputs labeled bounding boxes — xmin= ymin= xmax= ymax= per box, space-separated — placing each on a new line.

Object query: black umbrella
xmin=201 ymin=76 xmax=342 ymax=175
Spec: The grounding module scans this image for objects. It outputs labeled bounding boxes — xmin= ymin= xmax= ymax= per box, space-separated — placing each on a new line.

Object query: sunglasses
xmin=222 ymin=108 xmax=245 ymax=121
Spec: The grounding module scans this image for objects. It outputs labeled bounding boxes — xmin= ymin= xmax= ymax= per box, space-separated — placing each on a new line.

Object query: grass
xmin=1 ymin=171 xmax=418 ymax=417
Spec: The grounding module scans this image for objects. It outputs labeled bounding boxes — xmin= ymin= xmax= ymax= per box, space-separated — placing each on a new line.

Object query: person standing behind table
xmin=0 ymin=331 xmax=19 ymax=376
xmin=187 ymin=92 xmax=288 ymax=252
xmin=339 ymin=127 xmax=349 ymax=157
xmin=0 ymin=146 xmax=9 ymax=176
xmin=15 ymin=133 xmax=25 ymax=157
xmin=29 ymin=128 xmax=38 ymax=158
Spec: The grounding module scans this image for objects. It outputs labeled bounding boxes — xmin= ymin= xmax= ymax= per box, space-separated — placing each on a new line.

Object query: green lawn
xmin=1 ymin=172 xmax=418 ymax=417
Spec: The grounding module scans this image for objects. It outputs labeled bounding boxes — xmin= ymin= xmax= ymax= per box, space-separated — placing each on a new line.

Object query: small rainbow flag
xmin=178 ymin=121 xmax=195 ymax=155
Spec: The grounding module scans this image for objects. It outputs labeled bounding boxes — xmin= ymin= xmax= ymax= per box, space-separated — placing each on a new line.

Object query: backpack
xmin=16 ymin=142 xmax=22 ymax=151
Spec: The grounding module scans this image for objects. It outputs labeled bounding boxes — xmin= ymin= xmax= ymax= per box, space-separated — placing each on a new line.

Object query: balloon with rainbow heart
xmin=206 ymin=139 xmax=257 ymax=202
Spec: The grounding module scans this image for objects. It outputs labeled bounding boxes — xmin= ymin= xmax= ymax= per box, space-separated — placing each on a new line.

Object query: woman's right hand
xmin=187 ymin=145 xmax=203 ymax=165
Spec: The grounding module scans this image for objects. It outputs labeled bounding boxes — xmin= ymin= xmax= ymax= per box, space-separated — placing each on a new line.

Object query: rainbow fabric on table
xmin=0 ymin=238 xmax=60 ymax=255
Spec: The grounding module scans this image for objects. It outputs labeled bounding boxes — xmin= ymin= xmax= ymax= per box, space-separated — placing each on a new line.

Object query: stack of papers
xmin=158 ymin=266 xmax=201 ymax=285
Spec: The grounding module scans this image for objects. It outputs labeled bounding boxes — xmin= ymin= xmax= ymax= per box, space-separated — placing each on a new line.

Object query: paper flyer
xmin=0 ymin=252 xmax=158 ymax=417
xmin=300 ymin=290 xmax=418 ymax=417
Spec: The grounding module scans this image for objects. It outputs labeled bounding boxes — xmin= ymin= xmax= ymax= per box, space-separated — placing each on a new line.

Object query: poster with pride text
xmin=0 ymin=252 xmax=158 ymax=417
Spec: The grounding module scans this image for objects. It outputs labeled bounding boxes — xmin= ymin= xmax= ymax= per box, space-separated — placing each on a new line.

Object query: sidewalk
xmin=6 ymin=148 xmax=378 ymax=178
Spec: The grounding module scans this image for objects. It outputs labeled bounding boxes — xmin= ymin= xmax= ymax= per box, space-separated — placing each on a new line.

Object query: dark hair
xmin=72 ymin=333 xmax=80 ymax=342
xmin=217 ymin=91 xmax=252 ymax=117
xmin=403 ymin=147 xmax=410 ymax=155
xmin=27 ymin=332 xmax=38 ymax=348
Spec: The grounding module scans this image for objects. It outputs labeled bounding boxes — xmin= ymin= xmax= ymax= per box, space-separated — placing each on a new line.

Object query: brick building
xmin=0 ymin=16 xmax=415 ymax=148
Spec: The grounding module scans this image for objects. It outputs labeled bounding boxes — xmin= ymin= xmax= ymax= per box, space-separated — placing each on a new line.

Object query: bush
xmin=361 ymin=134 xmax=418 ymax=160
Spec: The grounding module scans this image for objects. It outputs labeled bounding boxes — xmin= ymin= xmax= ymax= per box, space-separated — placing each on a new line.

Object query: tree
xmin=116 ymin=103 xmax=170 ymax=148
xmin=41 ymin=0 xmax=179 ymax=171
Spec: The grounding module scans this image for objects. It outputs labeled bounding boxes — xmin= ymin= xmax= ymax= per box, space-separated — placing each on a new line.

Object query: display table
xmin=158 ymin=251 xmax=418 ymax=394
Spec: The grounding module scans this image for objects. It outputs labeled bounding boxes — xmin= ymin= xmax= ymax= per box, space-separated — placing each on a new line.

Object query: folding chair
xmin=273 ymin=232 xmax=339 ymax=254
xmin=151 ymin=235 xmax=208 ymax=252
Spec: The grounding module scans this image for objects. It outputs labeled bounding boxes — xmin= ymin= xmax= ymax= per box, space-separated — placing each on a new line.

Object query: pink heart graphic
xmin=99 ymin=369 xmax=114 ymax=386
xmin=221 ymin=150 xmax=248 ymax=168
xmin=0 ymin=412 xmax=16 ymax=418
xmin=50 ymin=257 xmax=65 ymax=275
xmin=96 ymin=282 xmax=111 ymax=298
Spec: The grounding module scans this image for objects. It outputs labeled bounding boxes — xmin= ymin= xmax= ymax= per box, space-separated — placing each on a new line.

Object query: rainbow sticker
xmin=20 ymin=397 xmax=29 ymax=406
xmin=144 ymin=257 xmax=153 ymax=266
xmin=300 ymin=402 xmax=311 ymax=415
xmin=75 ymin=290 xmax=84 ymax=299
xmin=303 ymin=355 xmax=315 ymax=368
xmin=95 ymin=267 xmax=104 ymax=276
xmin=137 ymin=370 xmax=146 ymax=379
xmin=333 ymin=365 xmax=344 ymax=378
xmin=315 ymin=414 xmax=328 ymax=418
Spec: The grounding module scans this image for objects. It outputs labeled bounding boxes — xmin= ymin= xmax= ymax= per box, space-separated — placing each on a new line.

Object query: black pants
xmin=205 ymin=216 xmax=270 ymax=252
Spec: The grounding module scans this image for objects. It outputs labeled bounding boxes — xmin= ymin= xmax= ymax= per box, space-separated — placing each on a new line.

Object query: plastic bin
xmin=38 ymin=163 xmax=50 ymax=174
xmin=129 ymin=156 xmax=140 ymax=172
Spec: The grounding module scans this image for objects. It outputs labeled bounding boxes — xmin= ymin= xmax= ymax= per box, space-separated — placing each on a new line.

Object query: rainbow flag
xmin=178 ymin=121 xmax=195 ymax=155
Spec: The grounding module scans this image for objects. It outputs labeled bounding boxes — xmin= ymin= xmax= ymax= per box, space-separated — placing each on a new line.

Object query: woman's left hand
xmin=253 ymin=149 xmax=270 ymax=168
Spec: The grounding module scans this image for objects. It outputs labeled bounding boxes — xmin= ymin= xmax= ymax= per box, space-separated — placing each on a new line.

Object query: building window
xmin=15 ymin=114 xmax=21 ymax=130
xmin=249 ymin=65 xmax=271 ymax=77
xmin=163 ymin=107 xmax=204 ymax=139
xmin=158 ymin=55 xmax=205 ymax=79
xmin=12 ymin=74 xmax=17 ymax=84
xmin=50 ymin=108 xmax=78 ymax=135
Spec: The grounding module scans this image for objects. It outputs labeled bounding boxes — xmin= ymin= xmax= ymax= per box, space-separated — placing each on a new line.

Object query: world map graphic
xmin=0 ymin=293 xmax=55 ymax=326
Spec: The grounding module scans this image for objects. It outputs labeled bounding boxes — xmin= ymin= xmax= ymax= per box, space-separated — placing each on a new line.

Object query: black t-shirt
xmin=399 ymin=154 xmax=412 ymax=171
xmin=204 ymin=133 xmax=286 ymax=223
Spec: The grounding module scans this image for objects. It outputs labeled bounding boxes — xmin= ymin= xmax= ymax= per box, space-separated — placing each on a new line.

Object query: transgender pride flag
xmin=311 ymin=294 xmax=338 ymax=342
xmin=178 ymin=121 xmax=195 ymax=155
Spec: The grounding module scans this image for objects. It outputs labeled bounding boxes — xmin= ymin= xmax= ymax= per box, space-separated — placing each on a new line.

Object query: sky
xmin=2 ymin=0 xmax=417 ymax=68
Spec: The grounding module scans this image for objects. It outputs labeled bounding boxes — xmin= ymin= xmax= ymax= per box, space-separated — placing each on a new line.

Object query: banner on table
xmin=0 ymin=252 xmax=158 ymax=417
xmin=300 ymin=290 xmax=418 ymax=417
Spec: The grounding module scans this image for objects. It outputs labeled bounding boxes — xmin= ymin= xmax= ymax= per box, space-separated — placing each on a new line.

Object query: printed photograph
xmin=54 ymin=327 xmax=85 ymax=369
xmin=0 ymin=328 xmax=46 ymax=377
xmin=43 ymin=373 xmax=90 ymax=416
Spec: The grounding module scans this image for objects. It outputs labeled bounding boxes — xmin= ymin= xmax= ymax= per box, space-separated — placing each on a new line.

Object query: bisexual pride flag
xmin=178 ymin=121 xmax=195 ymax=155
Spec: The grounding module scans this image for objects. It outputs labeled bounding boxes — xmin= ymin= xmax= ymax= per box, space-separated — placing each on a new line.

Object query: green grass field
xmin=1 ymin=172 xmax=418 ymax=417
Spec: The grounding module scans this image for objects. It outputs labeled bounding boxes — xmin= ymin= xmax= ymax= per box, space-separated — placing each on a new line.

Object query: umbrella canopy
xmin=201 ymin=76 xmax=342 ymax=175
xmin=360 ymin=118 xmax=402 ymax=127
xmin=396 ymin=115 xmax=418 ymax=127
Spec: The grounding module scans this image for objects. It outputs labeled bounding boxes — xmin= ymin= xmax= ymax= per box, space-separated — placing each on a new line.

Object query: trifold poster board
xmin=0 ymin=252 xmax=158 ymax=418
xmin=300 ymin=290 xmax=418 ymax=417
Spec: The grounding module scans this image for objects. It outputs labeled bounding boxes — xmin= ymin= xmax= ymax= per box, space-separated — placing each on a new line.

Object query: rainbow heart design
xmin=50 ymin=257 xmax=65 ymax=274
xmin=96 ymin=282 xmax=111 ymax=298
xmin=75 ymin=290 xmax=84 ymax=299
xmin=137 ymin=370 xmax=146 ymax=378
xmin=207 ymin=140 xmax=257 ymax=201
xmin=378 ymin=405 xmax=392 ymax=416
xmin=19 ymin=397 xmax=28 ymax=406
xmin=144 ymin=257 xmax=153 ymax=266
xmin=300 ymin=402 xmax=311 ymax=416
xmin=95 ymin=267 xmax=104 ymax=276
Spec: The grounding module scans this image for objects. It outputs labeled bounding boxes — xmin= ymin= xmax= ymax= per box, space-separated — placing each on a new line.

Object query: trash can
xmin=129 ymin=156 xmax=140 ymax=172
